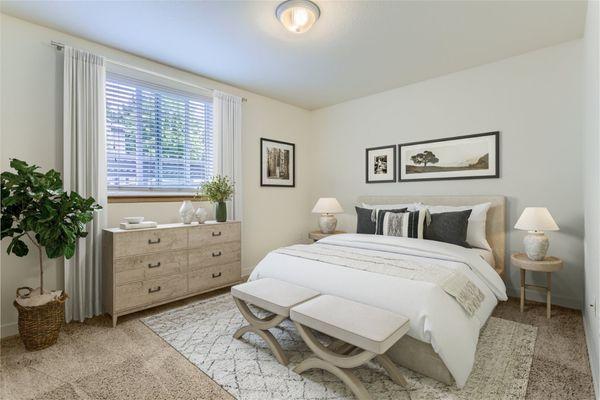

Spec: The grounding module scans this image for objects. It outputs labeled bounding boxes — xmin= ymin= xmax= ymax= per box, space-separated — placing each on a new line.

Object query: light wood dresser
xmin=103 ymin=221 xmax=241 ymax=326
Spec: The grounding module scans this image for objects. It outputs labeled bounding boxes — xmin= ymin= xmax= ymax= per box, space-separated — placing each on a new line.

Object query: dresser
xmin=103 ymin=221 xmax=241 ymax=326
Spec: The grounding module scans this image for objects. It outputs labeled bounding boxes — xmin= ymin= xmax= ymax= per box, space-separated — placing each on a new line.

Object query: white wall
xmin=0 ymin=14 xmax=314 ymax=337
xmin=311 ymin=41 xmax=584 ymax=309
xmin=583 ymin=0 xmax=600 ymax=396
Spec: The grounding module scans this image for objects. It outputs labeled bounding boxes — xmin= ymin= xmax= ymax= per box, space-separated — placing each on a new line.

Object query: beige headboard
xmin=357 ymin=195 xmax=506 ymax=276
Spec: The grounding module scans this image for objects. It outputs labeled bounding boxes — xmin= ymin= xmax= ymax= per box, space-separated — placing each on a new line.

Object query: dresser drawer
xmin=113 ymin=228 xmax=188 ymax=258
xmin=115 ymin=274 xmax=187 ymax=312
xmin=188 ymin=242 xmax=241 ymax=271
xmin=188 ymin=262 xmax=241 ymax=293
xmin=114 ymin=251 xmax=188 ymax=285
xmin=189 ymin=223 xmax=240 ymax=247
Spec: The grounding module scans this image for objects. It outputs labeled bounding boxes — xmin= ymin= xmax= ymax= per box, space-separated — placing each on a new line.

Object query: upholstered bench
xmin=290 ymin=295 xmax=410 ymax=400
xmin=231 ymin=278 xmax=320 ymax=365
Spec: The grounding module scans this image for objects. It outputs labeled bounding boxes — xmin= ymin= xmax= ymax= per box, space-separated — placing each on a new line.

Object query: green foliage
xmin=197 ymin=175 xmax=234 ymax=203
xmin=1 ymin=159 xmax=102 ymax=262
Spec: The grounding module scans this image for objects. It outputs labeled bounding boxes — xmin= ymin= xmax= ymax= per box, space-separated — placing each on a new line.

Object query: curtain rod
xmin=50 ymin=41 xmax=247 ymax=102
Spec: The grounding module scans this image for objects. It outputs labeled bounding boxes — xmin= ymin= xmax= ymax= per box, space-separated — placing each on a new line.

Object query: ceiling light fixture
xmin=276 ymin=0 xmax=320 ymax=34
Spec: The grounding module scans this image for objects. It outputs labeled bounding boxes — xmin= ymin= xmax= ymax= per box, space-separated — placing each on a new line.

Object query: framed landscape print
xmin=365 ymin=145 xmax=396 ymax=183
xmin=261 ymin=138 xmax=295 ymax=187
xmin=398 ymin=131 xmax=499 ymax=182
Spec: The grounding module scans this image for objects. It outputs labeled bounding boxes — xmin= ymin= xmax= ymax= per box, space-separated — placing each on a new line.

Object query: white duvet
xmin=249 ymin=233 xmax=507 ymax=387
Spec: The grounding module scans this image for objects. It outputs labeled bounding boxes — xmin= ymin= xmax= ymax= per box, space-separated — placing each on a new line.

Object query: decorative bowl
xmin=124 ymin=216 xmax=144 ymax=224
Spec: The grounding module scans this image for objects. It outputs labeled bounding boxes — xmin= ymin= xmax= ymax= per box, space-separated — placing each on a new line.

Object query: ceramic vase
xmin=195 ymin=207 xmax=208 ymax=224
xmin=179 ymin=200 xmax=195 ymax=224
xmin=216 ymin=202 xmax=227 ymax=222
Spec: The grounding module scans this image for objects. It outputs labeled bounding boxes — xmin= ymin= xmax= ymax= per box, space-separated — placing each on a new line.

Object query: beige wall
xmin=0 ymin=14 xmax=314 ymax=337
xmin=582 ymin=0 xmax=600 ymax=392
xmin=311 ymin=41 xmax=585 ymax=310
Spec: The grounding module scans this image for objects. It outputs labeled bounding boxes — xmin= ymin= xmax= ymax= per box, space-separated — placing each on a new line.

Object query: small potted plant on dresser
xmin=198 ymin=175 xmax=235 ymax=222
xmin=1 ymin=159 xmax=101 ymax=350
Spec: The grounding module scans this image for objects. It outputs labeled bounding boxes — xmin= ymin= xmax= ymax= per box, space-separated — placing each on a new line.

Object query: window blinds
xmin=105 ymin=72 xmax=213 ymax=193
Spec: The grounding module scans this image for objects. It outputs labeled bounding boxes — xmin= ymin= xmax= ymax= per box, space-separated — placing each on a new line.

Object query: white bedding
xmin=249 ymin=233 xmax=507 ymax=387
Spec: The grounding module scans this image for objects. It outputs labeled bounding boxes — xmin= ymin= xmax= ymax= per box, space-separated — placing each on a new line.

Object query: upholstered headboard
xmin=357 ymin=195 xmax=506 ymax=276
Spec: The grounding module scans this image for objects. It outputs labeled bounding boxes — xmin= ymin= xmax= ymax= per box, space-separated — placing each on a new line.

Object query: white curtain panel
xmin=213 ymin=90 xmax=243 ymax=220
xmin=62 ymin=47 xmax=108 ymax=322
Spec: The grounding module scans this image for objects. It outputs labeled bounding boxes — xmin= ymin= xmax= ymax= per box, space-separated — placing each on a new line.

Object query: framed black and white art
xmin=398 ymin=131 xmax=499 ymax=182
xmin=365 ymin=145 xmax=396 ymax=183
xmin=260 ymin=138 xmax=295 ymax=187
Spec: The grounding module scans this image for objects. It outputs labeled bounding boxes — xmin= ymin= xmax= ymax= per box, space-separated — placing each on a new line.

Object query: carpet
xmin=142 ymin=294 xmax=537 ymax=400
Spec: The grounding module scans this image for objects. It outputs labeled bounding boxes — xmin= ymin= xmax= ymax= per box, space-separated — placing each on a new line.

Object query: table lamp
xmin=312 ymin=198 xmax=344 ymax=234
xmin=514 ymin=207 xmax=559 ymax=261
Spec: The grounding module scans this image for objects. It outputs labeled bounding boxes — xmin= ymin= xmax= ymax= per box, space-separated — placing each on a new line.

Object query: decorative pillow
xmin=379 ymin=209 xmax=428 ymax=238
xmin=355 ymin=206 xmax=376 ymax=234
xmin=421 ymin=202 xmax=492 ymax=250
xmin=373 ymin=208 xmax=408 ymax=234
xmin=424 ymin=210 xmax=472 ymax=248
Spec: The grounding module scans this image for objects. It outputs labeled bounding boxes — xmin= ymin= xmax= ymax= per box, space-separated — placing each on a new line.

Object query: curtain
xmin=63 ymin=47 xmax=107 ymax=323
xmin=213 ymin=91 xmax=243 ymax=220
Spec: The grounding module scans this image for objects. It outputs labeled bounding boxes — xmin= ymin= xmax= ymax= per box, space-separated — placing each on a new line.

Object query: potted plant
xmin=197 ymin=175 xmax=234 ymax=222
xmin=1 ymin=159 xmax=101 ymax=350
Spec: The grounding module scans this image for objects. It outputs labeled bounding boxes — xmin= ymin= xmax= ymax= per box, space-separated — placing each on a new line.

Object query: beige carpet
xmin=0 ymin=289 xmax=595 ymax=400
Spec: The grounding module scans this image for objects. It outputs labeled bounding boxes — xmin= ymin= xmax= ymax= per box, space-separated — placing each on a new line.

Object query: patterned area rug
xmin=142 ymin=294 xmax=536 ymax=400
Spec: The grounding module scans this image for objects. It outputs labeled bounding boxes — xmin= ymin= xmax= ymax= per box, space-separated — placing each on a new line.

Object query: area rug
xmin=142 ymin=294 xmax=536 ymax=400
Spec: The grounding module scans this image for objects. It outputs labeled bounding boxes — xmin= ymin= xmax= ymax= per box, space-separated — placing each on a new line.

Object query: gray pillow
xmin=424 ymin=209 xmax=472 ymax=248
xmin=355 ymin=206 xmax=376 ymax=234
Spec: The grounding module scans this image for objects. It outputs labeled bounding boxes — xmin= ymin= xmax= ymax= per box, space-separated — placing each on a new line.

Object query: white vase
xmin=194 ymin=207 xmax=208 ymax=224
xmin=179 ymin=201 xmax=195 ymax=224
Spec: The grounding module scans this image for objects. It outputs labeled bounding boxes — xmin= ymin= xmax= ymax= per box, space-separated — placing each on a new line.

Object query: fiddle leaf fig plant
xmin=1 ymin=159 xmax=102 ymax=294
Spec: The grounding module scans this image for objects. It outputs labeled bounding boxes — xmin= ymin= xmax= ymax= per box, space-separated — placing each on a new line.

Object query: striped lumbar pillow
xmin=379 ymin=209 xmax=428 ymax=239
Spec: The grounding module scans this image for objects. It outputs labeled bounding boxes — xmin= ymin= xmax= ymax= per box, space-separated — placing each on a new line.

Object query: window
xmin=105 ymin=73 xmax=213 ymax=194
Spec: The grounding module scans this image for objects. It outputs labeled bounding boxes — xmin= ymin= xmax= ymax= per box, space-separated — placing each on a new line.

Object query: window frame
xmin=105 ymin=70 xmax=214 ymax=199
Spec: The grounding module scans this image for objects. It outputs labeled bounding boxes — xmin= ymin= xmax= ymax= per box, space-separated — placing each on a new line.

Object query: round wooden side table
xmin=511 ymin=253 xmax=563 ymax=319
xmin=308 ymin=230 xmax=346 ymax=242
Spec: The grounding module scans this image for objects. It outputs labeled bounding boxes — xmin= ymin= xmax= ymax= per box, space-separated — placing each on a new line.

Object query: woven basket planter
xmin=13 ymin=287 xmax=68 ymax=351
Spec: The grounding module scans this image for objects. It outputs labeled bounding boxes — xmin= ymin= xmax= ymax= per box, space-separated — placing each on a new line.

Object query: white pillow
xmin=361 ymin=202 xmax=421 ymax=212
xmin=421 ymin=202 xmax=492 ymax=250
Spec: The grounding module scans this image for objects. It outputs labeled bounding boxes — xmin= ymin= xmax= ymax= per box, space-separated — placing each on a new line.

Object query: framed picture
xmin=365 ymin=145 xmax=396 ymax=183
xmin=398 ymin=131 xmax=499 ymax=182
xmin=261 ymin=138 xmax=295 ymax=187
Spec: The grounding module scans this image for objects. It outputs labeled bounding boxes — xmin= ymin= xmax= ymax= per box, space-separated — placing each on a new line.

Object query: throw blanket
xmin=275 ymin=243 xmax=484 ymax=316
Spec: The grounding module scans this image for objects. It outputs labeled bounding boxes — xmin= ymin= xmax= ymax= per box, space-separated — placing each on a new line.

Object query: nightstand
xmin=511 ymin=253 xmax=563 ymax=319
xmin=308 ymin=230 xmax=346 ymax=242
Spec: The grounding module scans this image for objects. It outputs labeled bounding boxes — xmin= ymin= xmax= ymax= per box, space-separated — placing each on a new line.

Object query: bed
xmin=249 ymin=195 xmax=507 ymax=387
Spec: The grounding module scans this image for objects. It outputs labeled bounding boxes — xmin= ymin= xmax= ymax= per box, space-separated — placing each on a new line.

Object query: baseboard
xmin=1 ymin=322 xmax=18 ymax=339
xmin=583 ymin=314 xmax=599 ymax=399
xmin=506 ymin=287 xmax=582 ymax=310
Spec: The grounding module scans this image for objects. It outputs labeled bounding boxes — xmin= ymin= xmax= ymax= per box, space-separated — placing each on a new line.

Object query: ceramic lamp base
xmin=524 ymin=232 xmax=549 ymax=261
xmin=318 ymin=214 xmax=337 ymax=234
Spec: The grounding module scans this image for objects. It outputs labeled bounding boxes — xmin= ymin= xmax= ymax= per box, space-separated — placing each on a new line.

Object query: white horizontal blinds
xmin=105 ymin=72 xmax=213 ymax=192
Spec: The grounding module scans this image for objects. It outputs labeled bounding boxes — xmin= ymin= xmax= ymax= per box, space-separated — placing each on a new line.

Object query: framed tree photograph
xmin=261 ymin=138 xmax=295 ymax=187
xmin=365 ymin=145 xmax=396 ymax=183
xmin=398 ymin=131 xmax=499 ymax=182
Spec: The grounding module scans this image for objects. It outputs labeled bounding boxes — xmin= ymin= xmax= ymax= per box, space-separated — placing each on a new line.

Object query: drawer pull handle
xmin=212 ymin=272 xmax=222 ymax=278
xmin=148 ymin=238 xmax=161 ymax=245
xmin=212 ymin=231 xmax=222 ymax=237
xmin=147 ymin=262 xmax=161 ymax=269
xmin=212 ymin=251 xmax=222 ymax=257
xmin=148 ymin=286 xmax=161 ymax=293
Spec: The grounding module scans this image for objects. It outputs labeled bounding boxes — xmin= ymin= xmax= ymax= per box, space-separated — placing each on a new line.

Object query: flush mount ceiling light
xmin=276 ymin=0 xmax=320 ymax=34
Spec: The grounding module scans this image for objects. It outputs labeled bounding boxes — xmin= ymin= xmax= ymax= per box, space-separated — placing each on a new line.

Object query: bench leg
xmin=294 ymin=357 xmax=372 ymax=400
xmin=376 ymin=354 xmax=408 ymax=387
xmin=233 ymin=297 xmax=289 ymax=365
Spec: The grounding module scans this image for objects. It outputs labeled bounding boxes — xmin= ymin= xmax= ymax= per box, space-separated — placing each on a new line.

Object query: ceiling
xmin=1 ymin=1 xmax=587 ymax=110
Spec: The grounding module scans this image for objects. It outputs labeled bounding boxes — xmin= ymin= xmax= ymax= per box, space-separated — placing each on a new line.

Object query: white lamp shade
xmin=312 ymin=198 xmax=344 ymax=214
xmin=514 ymin=207 xmax=559 ymax=232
